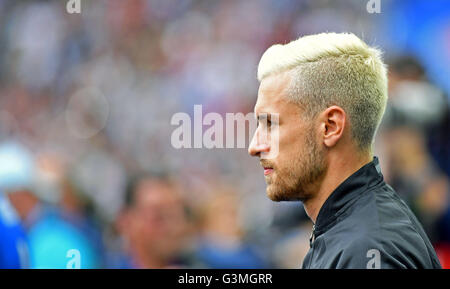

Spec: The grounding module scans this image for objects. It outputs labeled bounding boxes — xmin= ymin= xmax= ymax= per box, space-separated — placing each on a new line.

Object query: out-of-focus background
xmin=0 ymin=0 xmax=449 ymax=269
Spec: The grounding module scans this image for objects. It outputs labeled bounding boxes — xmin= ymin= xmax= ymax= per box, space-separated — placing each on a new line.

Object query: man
xmin=112 ymin=174 xmax=195 ymax=268
xmin=248 ymin=32 xmax=441 ymax=269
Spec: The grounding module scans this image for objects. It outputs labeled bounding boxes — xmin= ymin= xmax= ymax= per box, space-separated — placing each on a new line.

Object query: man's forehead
xmin=255 ymin=72 xmax=291 ymax=114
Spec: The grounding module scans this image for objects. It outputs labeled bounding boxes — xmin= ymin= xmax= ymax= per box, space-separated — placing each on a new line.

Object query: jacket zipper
xmin=309 ymin=224 xmax=316 ymax=248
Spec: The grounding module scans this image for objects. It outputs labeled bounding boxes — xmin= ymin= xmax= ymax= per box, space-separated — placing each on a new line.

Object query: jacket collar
xmin=313 ymin=156 xmax=384 ymax=234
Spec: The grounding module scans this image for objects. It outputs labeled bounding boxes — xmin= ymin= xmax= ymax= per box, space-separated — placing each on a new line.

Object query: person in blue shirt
xmin=0 ymin=141 xmax=101 ymax=269
xmin=0 ymin=192 xmax=29 ymax=268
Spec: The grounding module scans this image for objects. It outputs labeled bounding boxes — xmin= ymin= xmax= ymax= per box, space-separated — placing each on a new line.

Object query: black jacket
xmin=301 ymin=157 xmax=442 ymax=269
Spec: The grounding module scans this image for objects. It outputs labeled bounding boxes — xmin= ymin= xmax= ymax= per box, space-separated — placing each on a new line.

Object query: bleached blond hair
xmin=257 ymin=32 xmax=388 ymax=153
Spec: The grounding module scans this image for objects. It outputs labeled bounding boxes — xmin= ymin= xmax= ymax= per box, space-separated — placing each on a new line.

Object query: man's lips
xmin=264 ymin=167 xmax=274 ymax=175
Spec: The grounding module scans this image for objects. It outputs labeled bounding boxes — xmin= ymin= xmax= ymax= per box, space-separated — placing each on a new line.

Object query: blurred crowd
xmin=0 ymin=0 xmax=449 ymax=268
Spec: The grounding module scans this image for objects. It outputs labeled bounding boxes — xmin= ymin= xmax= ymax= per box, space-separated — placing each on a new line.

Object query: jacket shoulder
xmin=334 ymin=187 xmax=442 ymax=269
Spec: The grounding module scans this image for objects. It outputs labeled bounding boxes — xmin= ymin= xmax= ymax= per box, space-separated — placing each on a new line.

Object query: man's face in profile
xmin=249 ymin=72 xmax=327 ymax=202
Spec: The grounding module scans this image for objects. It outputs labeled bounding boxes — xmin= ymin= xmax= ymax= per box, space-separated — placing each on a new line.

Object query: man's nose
xmin=248 ymin=130 xmax=270 ymax=157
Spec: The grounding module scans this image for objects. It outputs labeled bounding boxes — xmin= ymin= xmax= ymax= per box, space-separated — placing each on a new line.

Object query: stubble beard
xmin=266 ymin=131 xmax=327 ymax=202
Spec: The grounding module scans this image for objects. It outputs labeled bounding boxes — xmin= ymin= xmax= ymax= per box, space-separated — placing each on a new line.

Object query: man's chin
xmin=266 ymin=183 xmax=305 ymax=202
xmin=266 ymin=190 xmax=279 ymax=202
xmin=266 ymin=185 xmax=289 ymax=202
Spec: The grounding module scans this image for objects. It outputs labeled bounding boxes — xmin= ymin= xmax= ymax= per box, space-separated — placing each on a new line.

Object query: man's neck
xmin=303 ymin=153 xmax=372 ymax=224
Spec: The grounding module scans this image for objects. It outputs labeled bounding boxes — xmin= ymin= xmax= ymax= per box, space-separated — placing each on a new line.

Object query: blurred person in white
xmin=377 ymin=56 xmax=450 ymax=268
xmin=112 ymin=173 xmax=196 ymax=268
xmin=248 ymin=32 xmax=441 ymax=268
xmin=385 ymin=56 xmax=447 ymax=129
xmin=0 ymin=141 xmax=102 ymax=268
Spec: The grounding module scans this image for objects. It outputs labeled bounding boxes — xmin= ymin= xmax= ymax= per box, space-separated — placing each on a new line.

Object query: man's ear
xmin=319 ymin=106 xmax=346 ymax=148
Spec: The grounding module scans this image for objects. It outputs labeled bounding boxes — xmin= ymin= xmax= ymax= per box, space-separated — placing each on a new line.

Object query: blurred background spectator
xmin=109 ymin=173 xmax=196 ymax=268
xmin=194 ymin=187 xmax=268 ymax=269
xmin=0 ymin=0 xmax=448 ymax=268
xmin=0 ymin=142 xmax=102 ymax=268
